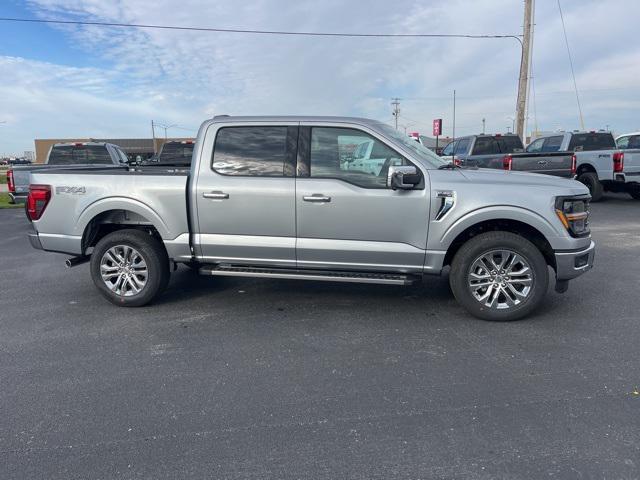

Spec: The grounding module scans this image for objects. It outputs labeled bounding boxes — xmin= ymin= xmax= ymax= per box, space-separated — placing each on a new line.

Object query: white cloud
xmin=1 ymin=0 xmax=639 ymax=154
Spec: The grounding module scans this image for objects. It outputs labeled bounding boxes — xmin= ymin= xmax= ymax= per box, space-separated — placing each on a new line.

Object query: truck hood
xmin=457 ymin=168 xmax=589 ymax=195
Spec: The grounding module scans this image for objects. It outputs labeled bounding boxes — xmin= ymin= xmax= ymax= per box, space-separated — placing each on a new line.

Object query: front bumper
xmin=555 ymin=241 xmax=595 ymax=281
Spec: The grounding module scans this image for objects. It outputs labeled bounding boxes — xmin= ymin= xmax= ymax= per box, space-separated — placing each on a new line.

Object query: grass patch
xmin=0 ymin=193 xmax=23 ymax=208
xmin=0 ymin=174 xmax=6 ymax=184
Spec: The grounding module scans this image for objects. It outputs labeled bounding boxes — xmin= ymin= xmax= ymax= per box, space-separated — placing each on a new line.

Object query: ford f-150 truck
xmin=7 ymin=142 xmax=129 ymax=203
xmin=441 ymin=134 xmax=575 ymax=177
xmin=527 ymin=131 xmax=640 ymax=201
xmin=26 ymin=116 xmax=595 ymax=321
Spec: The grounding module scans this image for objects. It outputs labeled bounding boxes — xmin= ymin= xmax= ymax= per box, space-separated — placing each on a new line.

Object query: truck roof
xmin=209 ymin=115 xmax=387 ymax=127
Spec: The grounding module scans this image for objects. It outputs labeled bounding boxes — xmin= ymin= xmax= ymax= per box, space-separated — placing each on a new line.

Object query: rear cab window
xmin=159 ymin=142 xmax=195 ymax=165
xmin=47 ymin=144 xmax=113 ymax=165
xmin=568 ymin=133 xmax=616 ymax=151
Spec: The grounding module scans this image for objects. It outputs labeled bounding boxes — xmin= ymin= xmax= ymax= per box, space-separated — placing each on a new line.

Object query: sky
xmin=1 ymin=0 xmax=639 ymax=156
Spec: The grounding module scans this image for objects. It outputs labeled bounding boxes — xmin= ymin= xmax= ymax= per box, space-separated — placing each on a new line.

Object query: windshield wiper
xmin=438 ymin=162 xmax=461 ymax=170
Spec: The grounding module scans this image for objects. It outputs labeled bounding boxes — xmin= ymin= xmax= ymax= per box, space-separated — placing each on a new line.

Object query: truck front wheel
xmin=90 ymin=229 xmax=170 ymax=307
xmin=577 ymin=171 xmax=603 ymax=202
xmin=449 ymin=232 xmax=549 ymax=321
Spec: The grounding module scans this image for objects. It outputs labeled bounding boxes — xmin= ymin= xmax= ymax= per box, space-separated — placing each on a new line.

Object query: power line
xmin=0 ymin=16 xmax=522 ymax=42
xmin=557 ymin=0 xmax=584 ymax=130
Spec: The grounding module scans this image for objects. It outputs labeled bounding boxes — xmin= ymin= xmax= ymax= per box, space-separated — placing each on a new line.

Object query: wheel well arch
xmin=81 ymin=209 xmax=164 ymax=253
xmin=576 ymin=163 xmax=596 ymax=175
xmin=442 ymin=218 xmax=556 ymax=270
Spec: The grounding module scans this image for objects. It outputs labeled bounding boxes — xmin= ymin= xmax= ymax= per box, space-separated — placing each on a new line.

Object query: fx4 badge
xmin=56 ymin=186 xmax=86 ymax=195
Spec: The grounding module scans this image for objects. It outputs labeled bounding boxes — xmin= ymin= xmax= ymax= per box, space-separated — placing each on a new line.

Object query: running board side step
xmin=199 ymin=265 xmax=418 ymax=285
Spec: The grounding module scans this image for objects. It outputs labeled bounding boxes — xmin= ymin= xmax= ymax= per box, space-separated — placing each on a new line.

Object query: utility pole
xmin=452 ymin=90 xmax=456 ymax=142
xmin=515 ymin=0 xmax=534 ymax=141
xmin=391 ymin=98 xmax=401 ymax=130
xmin=151 ymin=120 xmax=156 ymax=154
xmin=482 ymin=118 xmax=486 ymax=134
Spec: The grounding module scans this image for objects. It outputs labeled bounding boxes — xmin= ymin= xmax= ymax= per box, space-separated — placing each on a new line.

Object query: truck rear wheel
xmin=449 ymin=232 xmax=549 ymax=321
xmin=628 ymin=186 xmax=640 ymax=200
xmin=90 ymin=229 xmax=170 ymax=307
xmin=577 ymin=171 xmax=603 ymax=202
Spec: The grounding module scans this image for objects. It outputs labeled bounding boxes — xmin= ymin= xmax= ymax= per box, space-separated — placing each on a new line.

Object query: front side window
xmin=454 ymin=138 xmax=471 ymax=155
xmin=442 ymin=141 xmax=455 ymax=156
xmin=310 ymin=127 xmax=412 ymax=188
xmin=526 ymin=138 xmax=544 ymax=153
xmin=213 ymin=126 xmax=289 ymax=176
xmin=617 ymin=136 xmax=630 ymax=149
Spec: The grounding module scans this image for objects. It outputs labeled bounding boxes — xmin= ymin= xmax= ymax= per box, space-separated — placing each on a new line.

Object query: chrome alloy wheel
xmin=467 ymin=249 xmax=533 ymax=310
xmin=100 ymin=245 xmax=148 ymax=297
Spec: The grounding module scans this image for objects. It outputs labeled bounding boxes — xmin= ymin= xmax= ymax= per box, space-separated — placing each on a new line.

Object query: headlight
xmin=555 ymin=196 xmax=590 ymax=237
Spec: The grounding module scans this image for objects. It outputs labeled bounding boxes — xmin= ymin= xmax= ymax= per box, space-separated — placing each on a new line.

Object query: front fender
xmin=436 ymin=205 xmax=568 ymax=251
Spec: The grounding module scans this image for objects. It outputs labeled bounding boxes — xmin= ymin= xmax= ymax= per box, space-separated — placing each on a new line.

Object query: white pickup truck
xmin=527 ymin=131 xmax=640 ymax=201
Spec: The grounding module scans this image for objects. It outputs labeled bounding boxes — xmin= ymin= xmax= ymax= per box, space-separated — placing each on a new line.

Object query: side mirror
xmin=387 ymin=165 xmax=420 ymax=190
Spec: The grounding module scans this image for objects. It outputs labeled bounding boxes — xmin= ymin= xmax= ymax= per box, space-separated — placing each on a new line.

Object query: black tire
xmin=90 ymin=229 xmax=170 ymax=307
xmin=449 ymin=231 xmax=549 ymax=322
xmin=577 ymin=171 xmax=603 ymax=202
xmin=628 ymin=186 xmax=640 ymax=200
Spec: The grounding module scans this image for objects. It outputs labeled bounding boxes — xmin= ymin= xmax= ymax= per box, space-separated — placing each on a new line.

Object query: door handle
xmin=303 ymin=194 xmax=331 ymax=203
xmin=203 ymin=191 xmax=229 ymax=200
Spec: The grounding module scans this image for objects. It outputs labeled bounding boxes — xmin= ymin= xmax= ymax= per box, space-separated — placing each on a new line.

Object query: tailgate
xmin=12 ymin=169 xmax=31 ymax=194
xmin=623 ymin=149 xmax=640 ymax=179
xmin=510 ymin=152 xmax=574 ymax=177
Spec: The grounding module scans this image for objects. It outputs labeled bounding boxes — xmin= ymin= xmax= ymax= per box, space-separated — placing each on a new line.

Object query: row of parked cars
xmin=428 ymin=130 xmax=640 ymax=201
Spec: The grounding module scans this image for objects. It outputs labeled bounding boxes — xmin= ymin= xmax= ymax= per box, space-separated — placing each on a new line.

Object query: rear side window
xmin=48 ymin=145 xmax=112 ymax=165
xmin=568 ymin=133 xmax=616 ymax=151
xmin=212 ymin=126 xmax=292 ymax=176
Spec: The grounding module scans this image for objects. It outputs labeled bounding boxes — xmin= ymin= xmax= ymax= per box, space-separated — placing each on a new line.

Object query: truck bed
xmin=464 ymin=151 xmax=575 ymax=177
xmin=29 ymin=166 xmax=191 ymax=258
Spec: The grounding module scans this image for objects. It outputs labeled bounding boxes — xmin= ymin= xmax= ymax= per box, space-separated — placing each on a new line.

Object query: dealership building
xmin=33 ymin=137 xmax=195 ymax=164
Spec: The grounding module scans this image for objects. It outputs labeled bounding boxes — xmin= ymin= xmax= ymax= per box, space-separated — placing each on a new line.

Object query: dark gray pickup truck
xmin=7 ymin=142 xmax=128 ymax=203
xmin=441 ymin=134 xmax=575 ymax=178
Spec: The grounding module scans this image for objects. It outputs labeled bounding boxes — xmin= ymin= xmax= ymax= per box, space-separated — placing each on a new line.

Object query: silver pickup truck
xmin=528 ymin=131 xmax=640 ymax=201
xmin=7 ymin=142 xmax=128 ymax=203
xmin=27 ymin=116 xmax=595 ymax=321
xmin=442 ymin=134 xmax=575 ymax=177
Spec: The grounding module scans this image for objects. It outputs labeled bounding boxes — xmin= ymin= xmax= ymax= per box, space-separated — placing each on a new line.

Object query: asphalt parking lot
xmin=1 ymin=195 xmax=639 ymax=479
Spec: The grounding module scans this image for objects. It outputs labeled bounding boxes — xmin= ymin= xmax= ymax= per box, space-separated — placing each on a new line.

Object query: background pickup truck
xmin=143 ymin=140 xmax=195 ymax=166
xmin=27 ymin=116 xmax=594 ymax=322
xmin=6 ymin=142 xmax=129 ymax=203
xmin=441 ymin=134 xmax=575 ymax=177
xmin=527 ymin=131 xmax=640 ymax=201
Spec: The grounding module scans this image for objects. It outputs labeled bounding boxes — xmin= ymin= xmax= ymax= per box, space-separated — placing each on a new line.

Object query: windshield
xmin=375 ymin=123 xmax=447 ymax=168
